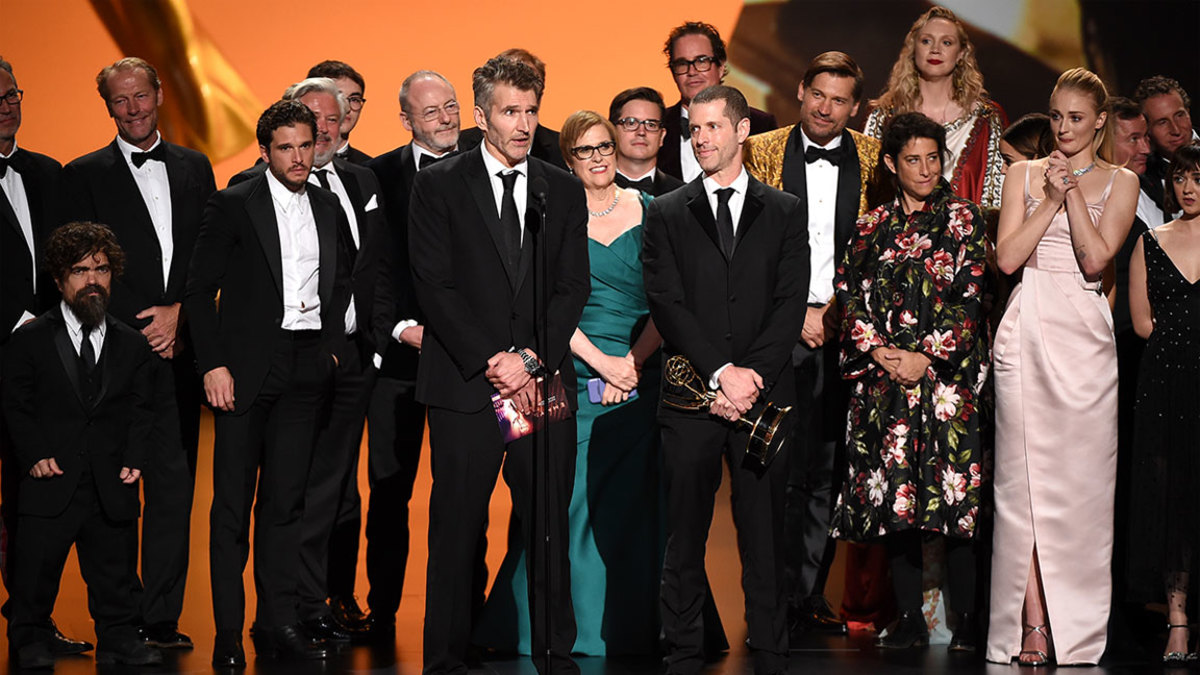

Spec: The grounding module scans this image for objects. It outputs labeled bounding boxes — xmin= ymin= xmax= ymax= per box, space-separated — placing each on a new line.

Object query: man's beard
xmin=68 ymin=284 xmax=109 ymax=328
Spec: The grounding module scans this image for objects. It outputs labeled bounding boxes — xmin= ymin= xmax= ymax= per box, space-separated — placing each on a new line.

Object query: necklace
xmin=1072 ymin=162 xmax=1096 ymax=177
xmin=588 ymin=189 xmax=620 ymax=218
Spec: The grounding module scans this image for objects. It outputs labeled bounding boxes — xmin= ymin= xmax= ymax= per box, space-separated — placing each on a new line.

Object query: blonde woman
xmin=864 ymin=5 xmax=1007 ymax=208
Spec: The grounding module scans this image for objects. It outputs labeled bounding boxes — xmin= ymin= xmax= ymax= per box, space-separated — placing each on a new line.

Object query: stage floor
xmin=0 ymin=411 xmax=1170 ymax=673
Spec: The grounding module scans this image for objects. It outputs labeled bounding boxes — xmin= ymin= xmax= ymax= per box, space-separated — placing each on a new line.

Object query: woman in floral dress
xmin=831 ymin=112 xmax=989 ymax=651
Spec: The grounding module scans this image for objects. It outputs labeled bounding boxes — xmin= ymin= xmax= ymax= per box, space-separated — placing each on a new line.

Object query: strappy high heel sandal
xmin=1018 ymin=623 xmax=1052 ymax=668
xmin=1163 ymin=623 xmax=1194 ymax=665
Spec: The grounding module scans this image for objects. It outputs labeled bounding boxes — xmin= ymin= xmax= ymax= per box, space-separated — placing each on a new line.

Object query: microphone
xmin=528 ymin=176 xmax=549 ymax=234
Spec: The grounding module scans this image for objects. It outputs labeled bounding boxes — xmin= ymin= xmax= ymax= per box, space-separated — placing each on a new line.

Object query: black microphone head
xmin=530 ymin=176 xmax=549 ymax=202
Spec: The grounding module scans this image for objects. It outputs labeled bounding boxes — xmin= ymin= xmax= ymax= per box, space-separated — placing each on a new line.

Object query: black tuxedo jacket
xmin=1 ymin=307 xmax=156 ymax=520
xmin=615 ymin=168 xmax=685 ymax=197
xmin=184 ymin=172 xmax=351 ymax=413
xmin=1142 ymin=157 xmax=1170 ymax=221
xmin=658 ymin=102 xmax=777 ymax=181
xmin=642 ymin=173 xmax=808 ymax=410
xmin=459 ymin=125 xmax=568 ymax=170
xmin=62 ymin=139 xmax=216 ymax=330
xmin=366 ymin=143 xmax=423 ymax=380
xmin=1 ymin=148 xmax=62 ymax=356
xmin=408 ymin=148 xmax=589 ymax=412
xmin=228 ymin=159 xmax=389 ymax=355
xmin=338 ymin=144 xmax=373 ymax=166
xmin=778 ymin=127 xmax=866 ymax=273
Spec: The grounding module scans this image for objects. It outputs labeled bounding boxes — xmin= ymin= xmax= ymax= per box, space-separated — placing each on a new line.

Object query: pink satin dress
xmin=987 ymin=167 xmax=1119 ymax=665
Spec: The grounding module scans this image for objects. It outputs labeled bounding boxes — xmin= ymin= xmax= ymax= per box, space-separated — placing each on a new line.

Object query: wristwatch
xmin=518 ymin=349 xmax=549 ymax=378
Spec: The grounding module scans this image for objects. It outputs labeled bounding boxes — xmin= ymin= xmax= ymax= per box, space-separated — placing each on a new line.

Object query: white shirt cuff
xmin=709 ymin=362 xmax=733 ymax=390
xmin=392 ymin=319 xmax=418 ymax=343
xmin=11 ymin=311 xmax=36 ymax=335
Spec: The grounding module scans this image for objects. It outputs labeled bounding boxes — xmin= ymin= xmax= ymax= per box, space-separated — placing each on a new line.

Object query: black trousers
xmin=423 ymin=405 xmax=577 ymax=675
xmin=209 ymin=331 xmax=331 ymax=633
xmin=8 ymin=468 xmax=139 ymax=651
xmin=297 ymin=336 xmax=375 ymax=620
xmin=785 ymin=339 xmax=844 ymax=607
xmin=660 ymin=414 xmax=788 ymax=675
xmin=886 ymin=531 xmax=976 ymax=614
xmin=364 ymin=376 xmax=426 ymax=618
xmin=133 ymin=351 xmax=200 ymax=627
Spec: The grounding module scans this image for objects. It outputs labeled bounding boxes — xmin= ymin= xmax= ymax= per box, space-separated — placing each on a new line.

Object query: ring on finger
xmin=1062 ymin=176 xmax=1069 ymax=185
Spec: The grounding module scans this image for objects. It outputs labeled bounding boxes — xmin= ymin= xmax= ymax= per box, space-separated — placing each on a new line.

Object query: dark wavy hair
xmin=45 ymin=221 xmax=126 ymax=282
xmin=1134 ymin=75 xmax=1191 ymax=110
xmin=307 ymin=60 xmax=365 ymax=94
xmin=609 ymin=87 xmax=666 ymax=124
xmin=1001 ymin=113 xmax=1055 ymax=161
xmin=663 ymin=21 xmax=727 ymax=64
xmin=1165 ymin=143 xmax=1200 ymax=214
xmin=881 ymin=112 xmax=947 ymax=196
xmin=256 ymin=99 xmax=317 ymax=149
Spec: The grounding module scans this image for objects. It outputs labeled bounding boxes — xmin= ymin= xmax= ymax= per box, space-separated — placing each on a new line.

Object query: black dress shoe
xmin=95 ymin=640 xmax=163 ymax=665
xmin=302 ymin=614 xmax=357 ymax=642
xmin=49 ymin=619 xmax=94 ymax=655
xmin=876 ymin=610 xmax=930 ymax=649
xmin=330 ymin=594 xmax=369 ymax=630
xmin=360 ymin=614 xmax=396 ymax=644
xmin=948 ymin=612 xmax=978 ymax=653
xmin=793 ymin=596 xmax=848 ymax=635
xmin=262 ymin=623 xmax=329 ymax=660
xmin=213 ymin=631 xmax=246 ymax=668
xmin=15 ymin=641 xmax=55 ymax=669
xmin=140 ymin=622 xmax=194 ymax=649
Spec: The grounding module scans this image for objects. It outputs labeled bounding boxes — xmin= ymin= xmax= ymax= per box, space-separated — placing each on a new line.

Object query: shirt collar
xmin=265 ymin=166 xmax=309 ymax=214
xmin=799 ymin=128 xmax=843 ymax=152
xmin=60 ymin=300 xmax=107 ymax=340
xmin=617 ymin=168 xmax=656 ymax=182
xmin=336 ymin=140 xmax=351 ymax=156
xmin=479 ymin=142 xmax=528 ymax=178
xmin=0 ymin=140 xmax=17 ymax=160
xmin=116 ymin=131 xmax=163 ymax=163
xmin=702 ymin=165 xmax=749 ymax=197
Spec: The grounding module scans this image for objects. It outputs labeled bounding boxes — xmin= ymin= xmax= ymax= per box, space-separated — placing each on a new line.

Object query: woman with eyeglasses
xmin=474 ymin=111 xmax=673 ymax=655
xmin=864 ymin=6 xmax=1007 ymax=208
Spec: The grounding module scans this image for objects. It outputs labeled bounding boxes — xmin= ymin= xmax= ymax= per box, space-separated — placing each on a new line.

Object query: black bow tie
xmin=131 ymin=144 xmax=166 ymax=168
xmin=0 ymin=152 xmax=22 ymax=178
xmin=419 ymin=152 xmax=451 ymax=170
xmin=680 ymin=120 xmax=691 ymax=142
xmin=804 ymin=145 xmax=843 ymax=165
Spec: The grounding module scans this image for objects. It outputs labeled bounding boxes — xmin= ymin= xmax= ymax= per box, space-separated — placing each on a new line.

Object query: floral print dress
xmin=830 ymin=179 xmax=989 ymax=541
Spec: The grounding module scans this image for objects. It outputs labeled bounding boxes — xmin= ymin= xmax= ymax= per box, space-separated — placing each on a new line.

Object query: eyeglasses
xmin=668 ymin=55 xmax=719 ymax=75
xmin=0 ymin=89 xmax=23 ymax=106
xmin=616 ymin=117 xmax=662 ymax=132
xmin=409 ymin=100 xmax=460 ymax=123
xmin=346 ymin=95 xmax=366 ymax=111
xmin=569 ymin=141 xmax=616 ymax=161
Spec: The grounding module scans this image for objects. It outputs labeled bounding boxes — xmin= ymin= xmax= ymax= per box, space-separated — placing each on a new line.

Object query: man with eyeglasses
xmin=362 ymin=69 xmax=461 ymax=641
xmin=459 ymin=49 xmax=568 ymax=170
xmin=309 ymin=60 xmax=373 ymax=165
xmin=62 ymin=56 xmax=217 ymax=652
xmin=0 ymin=55 xmax=97 ymax=661
xmin=659 ymin=22 xmax=776 ymax=182
xmin=609 ymin=87 xmax=684 ymax=197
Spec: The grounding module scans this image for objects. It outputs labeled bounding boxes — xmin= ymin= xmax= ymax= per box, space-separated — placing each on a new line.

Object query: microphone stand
xmin=527 ymin=180 xmax=551 ymax=675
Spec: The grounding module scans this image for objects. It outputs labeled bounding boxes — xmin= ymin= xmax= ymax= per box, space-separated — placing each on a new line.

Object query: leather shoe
xmin=95 ymin=640 xmax=163 ymax=665
xmin=948 ymin=612 xmax=978 ymax=653
xmin=262 ymin=623 xmax=329 ymax=660
xmin=212 ymin=631 xmax=246 ymax=668
xmin=50 ymin=619 xmax=94 ymax=655
xmin=330 ymin=594 xmax=369 ymax=630
xmin=302 ymin=614 xmax=357 ymax=642
xmin=876 ymin=610 xmax=930 ymax=649
xmin=15 ymin=641 xmax=55 ymax=669
xmin=360 ymin=614 xmax=396 ymax=644
xmin=792 ymin=596 xmax=848 ymax=635
xmin=140 ymin=622 xmax=194 ymax=649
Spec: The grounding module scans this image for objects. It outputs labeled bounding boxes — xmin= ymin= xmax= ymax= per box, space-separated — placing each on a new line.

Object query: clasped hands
xmin=487 ymin=349 xmax=537 ymax=399
xmin=595 ymin=352 xmax=639 ymax=406
xmin=872 ymin=347 xmax=931 ymax=386
xmin=30 ymin=457 xmax=140 ymax=484
xmin=711 ymin=365 xmax=762 ymax=423
xmin=1042 ymin=151 xmax=1079 ymax=202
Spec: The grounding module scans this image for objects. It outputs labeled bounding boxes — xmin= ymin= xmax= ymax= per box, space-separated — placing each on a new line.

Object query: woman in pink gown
xmin=988 ymin=68 xmax=1139 ymax=666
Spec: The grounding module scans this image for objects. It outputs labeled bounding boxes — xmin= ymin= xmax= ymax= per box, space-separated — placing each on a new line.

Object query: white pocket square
xmin=365 ymin=194 xmax=379 ymax=211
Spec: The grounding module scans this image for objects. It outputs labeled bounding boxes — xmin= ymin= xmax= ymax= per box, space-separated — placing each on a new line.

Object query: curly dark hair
xmin=1133 ymin=75 xmax=1191 ymax=109
xmin=472 ymin=56 xmax=544 ymax=114
xmin=256 ymin=99 xmax=317 ymax=149
xmin=663 ymin=21 xmax=727 ymax=65
xmin=45 ymin=221 xmax=126 ymax=282
xmin=307 ymin=60 xmax=364 ymax=94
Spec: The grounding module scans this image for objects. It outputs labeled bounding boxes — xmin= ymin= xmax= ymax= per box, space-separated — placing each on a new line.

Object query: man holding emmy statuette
xmin=642 ymin=84 xmax=808 ymax=675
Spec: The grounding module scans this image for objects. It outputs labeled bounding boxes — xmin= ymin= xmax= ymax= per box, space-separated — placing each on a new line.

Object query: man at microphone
xmin=406 ymin=56 xmax=589 ymax=675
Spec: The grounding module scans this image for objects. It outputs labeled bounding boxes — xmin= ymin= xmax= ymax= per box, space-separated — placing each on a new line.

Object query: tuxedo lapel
xmin=780 ymin=125 xmax=808 ymax=214
xmin=105 ymin=143 xmax=163 ymax=288
xmin=312 ymin=191 xmax=338 ymax=308
xmin=92 ymin=316 xmax=116 ymax=407
xmin=163 ymin=144 xmax=191 ymax=294
xmin=463 ymin=151 xmax=517 ymax=289
xmin=684 ymin=180 xmax=724 ymax=260
xmin=51 ymin=313 xmax=87 ymax=409
xmin=834 ymin=129 xmax=862 ymax=261
xmin=246 ymin=178 xmax=284 ymax=298
xmin=735 ymin=178 xmax=767 ymax=258
xmin=0 ymin=181 xmax=23 ymax=243
xmin=512 ymin=161 xmax=542 ymax=294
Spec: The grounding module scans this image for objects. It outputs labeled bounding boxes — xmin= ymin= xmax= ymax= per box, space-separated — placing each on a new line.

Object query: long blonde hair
xmin=1051 ymin=67 xmax=1116 ymax=165
xmin=871 ymin=6 xmax=988 ymax=115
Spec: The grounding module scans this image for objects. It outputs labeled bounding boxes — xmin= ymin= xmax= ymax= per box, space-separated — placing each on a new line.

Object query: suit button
xmin=724 ymin=333 xmax=732 ymax=340
xmin=511 ymin=312 xmax=518 ymax=320
xmin=729 ymin=295 xmax=736 ymax=303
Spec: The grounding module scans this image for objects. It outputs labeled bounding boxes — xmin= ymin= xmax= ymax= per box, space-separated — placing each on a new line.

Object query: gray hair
xmin=472 ymin=57 xmax=543 ymax=116
xmin=398 ymin=70 xmax=455 ymax=112
xmin=283 ymin=77 xmax=347 ymax=119
xmin=0 ymin=56 xmax=14 ymax=87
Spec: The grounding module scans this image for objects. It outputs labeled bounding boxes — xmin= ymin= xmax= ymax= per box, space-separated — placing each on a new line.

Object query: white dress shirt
xmin=266 ymin=169 xmax=322 ymax=331
xmin=678 ymin=106 xmax=702 ymax=182
xmin=1 ymin=142 xmax=38 ymax=333
xmin=1137 ymin=186 xmax=1164 ymax=230
xmin=800 ymin=129 xmax=841 ymax=304
xmin=702 ymin=167 xmax=750 ymax=388
xmin=116 ymin=133 xmax=174 ymax=288
xmin=310 ymin=163 xmax=359 ymax=335
xmin=61 ymin=300 xmax=106 ymax=357
xmin=480 ymin=142 xmax=528 ymax=241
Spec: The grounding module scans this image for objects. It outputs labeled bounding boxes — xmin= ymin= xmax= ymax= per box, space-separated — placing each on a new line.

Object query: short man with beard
xmin=2 ymin=222 xmax=164 ymax=669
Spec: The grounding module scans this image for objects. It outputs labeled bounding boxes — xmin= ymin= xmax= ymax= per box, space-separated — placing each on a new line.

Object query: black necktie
xmin=715 ymin=187 xmax=735 ymax=258
xmin=419 ymin=153 xmax=448 ymax=170
xmin=313 ymin=168 xmax=358 ymax=260
xmin=311 ymin=167 xmax=331 ymax=189
xmin=498 ymin=171 xmax=522 ymax=272
xmin=131 ymin=144 xmax=166 ymax=168
xmin=80 ymin=325 xmax=96 ymax=373
xmin=805 ymin=145 xmax=844 ymax=165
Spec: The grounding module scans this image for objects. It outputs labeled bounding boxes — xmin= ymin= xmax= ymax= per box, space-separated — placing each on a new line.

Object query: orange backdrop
xmin=7 ymin=0 xmax=743 ymax=185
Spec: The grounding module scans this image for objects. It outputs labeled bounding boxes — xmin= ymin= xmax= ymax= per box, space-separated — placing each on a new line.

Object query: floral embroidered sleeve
xmin=917 ymin=200 xmax=987 ymax=366
xmin=836 ymin=205 xmax=889 ymax=379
